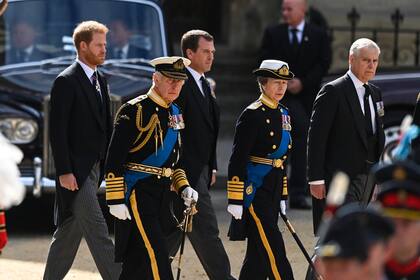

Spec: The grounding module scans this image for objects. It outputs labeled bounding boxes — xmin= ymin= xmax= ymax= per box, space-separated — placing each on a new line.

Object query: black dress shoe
xmin=289 ymin=198 xmax=311 ymax=209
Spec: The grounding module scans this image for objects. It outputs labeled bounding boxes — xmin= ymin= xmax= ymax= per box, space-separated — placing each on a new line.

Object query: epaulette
xmin=247 ymin=100 xmax=263 ymax=110
xmin=127 ymin=94 xmax=148 ymax=105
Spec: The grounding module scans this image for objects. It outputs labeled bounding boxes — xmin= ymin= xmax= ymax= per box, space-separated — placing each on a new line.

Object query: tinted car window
xmin=0 ymin=0 xmax=164 ymax=93
xmin=2 ymin=0 xmax=163 ymax=63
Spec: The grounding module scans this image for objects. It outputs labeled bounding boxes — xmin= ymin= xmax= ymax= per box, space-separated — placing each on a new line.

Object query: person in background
xmin=374 ymin=160 xmax=420 ymax=280
xmin=9 ymin=20 xmax=49 ymax=63
xmin=259 ymin=0 xmax=332 ymax=209
xmin=108 ymin=20 xmax=148 ymax=59
xmin=316 ymin=204 xmax=395 ymax=280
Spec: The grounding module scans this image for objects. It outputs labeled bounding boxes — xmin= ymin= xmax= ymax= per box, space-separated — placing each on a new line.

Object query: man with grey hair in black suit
xmin=307 ymin=38 xmax=385 ymax=234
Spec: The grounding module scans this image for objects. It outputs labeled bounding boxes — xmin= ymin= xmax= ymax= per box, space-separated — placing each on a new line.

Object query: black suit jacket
xmin=259 ymin=22 xmax=331 ymax=114
xmin=307 ymin=74 xmax=385 ymax=183
xmin=49 ymin=62 xmax=112 ymax=225
xmin=176 ymin=69 xmax=220 ymax=187
xmin=9 ymin=46 xmax=49 ymax=63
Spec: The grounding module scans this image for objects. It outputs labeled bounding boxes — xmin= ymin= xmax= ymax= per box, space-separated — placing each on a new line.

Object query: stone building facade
xmin=164 ymin=0 xmax=420 ymax=71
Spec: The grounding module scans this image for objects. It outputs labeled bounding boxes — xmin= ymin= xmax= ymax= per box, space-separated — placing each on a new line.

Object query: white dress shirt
xmin=76 ymin=58 xmax=102 ymax=96
xmin=187 ymin=66 xmax=206 ymax=97
xmin=288 ymin=20 xmax=305 ymax=44
xmin=347 ymin=70 xmax=376 ymax=134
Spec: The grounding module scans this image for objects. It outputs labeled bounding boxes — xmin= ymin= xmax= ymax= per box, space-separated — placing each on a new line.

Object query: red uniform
xmin=0 ymin=210 xmax=7 ymax=252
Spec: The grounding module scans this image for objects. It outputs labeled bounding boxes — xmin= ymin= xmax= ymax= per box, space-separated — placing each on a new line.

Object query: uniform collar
xmin=259 ymin=93 xmax=278 ymax=109
xmin=386 ymin=257 xmax=420 ymax=276
xmin=147 ymin=88 xmax=170 ymax=108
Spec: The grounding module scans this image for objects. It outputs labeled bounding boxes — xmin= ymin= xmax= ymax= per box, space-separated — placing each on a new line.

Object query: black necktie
xmin=363 ymin=84 xmax=374 ymax=136
xmin=200 ymin=76 xmax=211 ymax=98
xmin=91 ymin=71 xmax=103 ymax=106
xmin=290 ymin=28 xmax=299 ymax=57
xmin=200 ymin=76 xmax=211 ymax=112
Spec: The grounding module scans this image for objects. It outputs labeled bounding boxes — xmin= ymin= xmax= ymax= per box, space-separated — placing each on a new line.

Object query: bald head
xmin=282 ymin=0 xmax=307 ymax=27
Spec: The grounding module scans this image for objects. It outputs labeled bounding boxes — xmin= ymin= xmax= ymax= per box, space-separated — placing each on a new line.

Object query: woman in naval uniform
xmin=226 ymin=59 xmax=295 ymax=280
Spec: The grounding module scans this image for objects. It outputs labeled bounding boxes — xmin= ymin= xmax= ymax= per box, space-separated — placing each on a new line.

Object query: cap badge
xmin=246 ymin=185 xmax=253 ymax=195
xmin=393 ymin=167 xmax=407 ymax=181
xmin=277 ymin=65 xmax=289 ymax=76
xmin=173 ymin=59 xmax=184 ymax=70
xmin=319 ymin=243 xmax=340 ymax=257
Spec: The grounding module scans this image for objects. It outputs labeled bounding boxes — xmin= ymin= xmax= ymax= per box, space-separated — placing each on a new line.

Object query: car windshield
xmin=0 ymin=0 xmax=166 ymax=67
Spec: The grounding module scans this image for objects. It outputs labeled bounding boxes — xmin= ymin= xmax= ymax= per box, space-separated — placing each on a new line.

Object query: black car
xmin=0 ymin=0 xmax=168 ymax=197
xmin=371 ymin=70 xmax=420 ymax=161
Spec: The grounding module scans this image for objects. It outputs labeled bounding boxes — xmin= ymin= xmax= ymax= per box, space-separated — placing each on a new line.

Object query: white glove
xmin=181 ymin=186 xmax=198 ymax=207
xmin=227 ymin=204 xmax=243 ymax=220
xmin=280 ymin=200 xmax=287 ymax=215
xmin=109 ymin=204 xmax=131 ymax=220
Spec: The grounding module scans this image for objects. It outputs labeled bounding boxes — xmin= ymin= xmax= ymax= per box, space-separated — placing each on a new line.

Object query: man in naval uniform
xmin=105 ymin=56 xmax=199 ymax=279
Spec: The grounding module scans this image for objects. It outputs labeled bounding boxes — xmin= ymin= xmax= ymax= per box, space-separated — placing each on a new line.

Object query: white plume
xmin=0 ymin=133 xmax=25 ymax=209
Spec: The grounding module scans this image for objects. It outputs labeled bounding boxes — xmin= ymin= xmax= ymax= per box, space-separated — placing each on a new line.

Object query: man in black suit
xmin=307 ymin=38 xmax=385 ymax=234
xmin=166 ymin=30 xmax=235 ymax=280
xmin=43 ymin=21 xmax=121 ymax=279
xmin=259 ymin=0 xmax=331 ymax=209
xmin=9 ymin=20 xmax=49 ymax=63
xmin=108 ymin=20 xmax=148 ymax=59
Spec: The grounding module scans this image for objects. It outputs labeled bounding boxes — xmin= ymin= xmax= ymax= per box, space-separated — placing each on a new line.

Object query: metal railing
xmin=329 ymin=7 xmax=419 ymax=68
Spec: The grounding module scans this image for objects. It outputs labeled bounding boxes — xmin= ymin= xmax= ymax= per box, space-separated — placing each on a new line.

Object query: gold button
xmin=157 ymin=175 xmax=161 ymax=179
xmin=288 ymin=145 xmax=292 ymax=149
xmin=155 ymin=107 xmax=159 ymax=111
xmin=280 ymin=108 xmax=283 ymax=113
xmin=270 ymin=131 xmax=274 ymax=136
xmin=272 ymin=145 xmax=277 ymax=149
xmin=266 ymin=119 xmax=270 ymax=124
xmin=262 ymin=107 xmax=266 ymax=111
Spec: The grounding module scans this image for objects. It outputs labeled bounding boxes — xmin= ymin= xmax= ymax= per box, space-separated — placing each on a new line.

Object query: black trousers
xmin=239 ymin=197 xmax=294 ymax=280
xmin=285 ymin=97 xmax=310 ymax=200
xmin=166 ymin=166 xmax=234 ymax=280
xmin=120 ymin=188 xmax=173 ymax=280
xmin=312 ymin=172 xmax=376 ymax=235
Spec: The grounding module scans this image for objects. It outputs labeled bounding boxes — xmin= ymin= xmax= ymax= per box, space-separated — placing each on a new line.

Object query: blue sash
xmin=124 ymin=104 xmax=180 ymax=201
xmin=244 ymin=109 xmax=291 ymax=207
